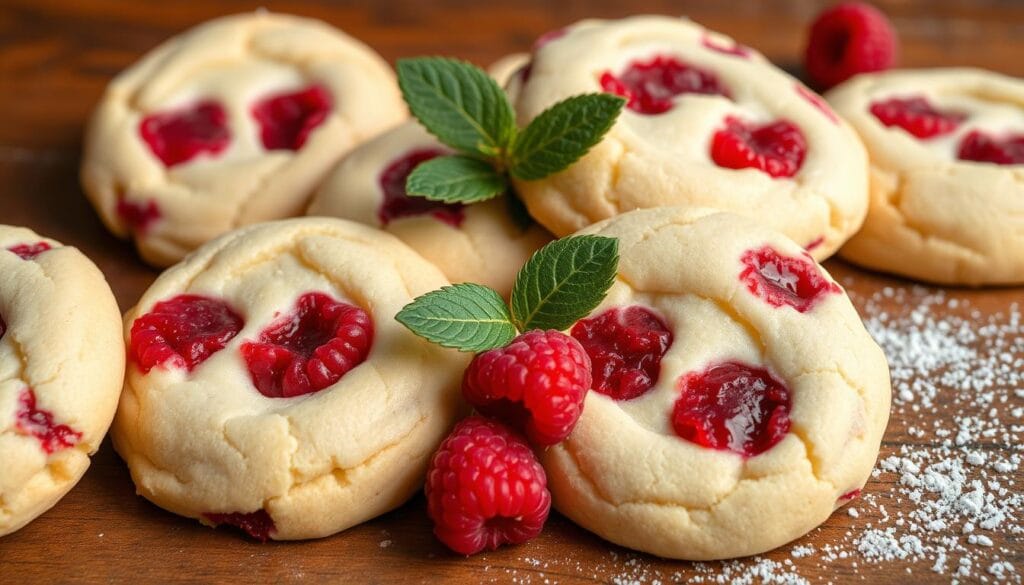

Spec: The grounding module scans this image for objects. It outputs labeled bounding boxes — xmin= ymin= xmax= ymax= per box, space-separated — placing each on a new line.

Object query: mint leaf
xmin=397 ymin=57 xmax=516 ymax=158
xmin=508 ymin=94 xmax=625 ymax=181
xmin=396 ymin=283 xmax=516 ymax=352
xmin=510 ymin=235 xmax=619 ymax=332
xmin=406 ymin=155 xmax=505 ymax=204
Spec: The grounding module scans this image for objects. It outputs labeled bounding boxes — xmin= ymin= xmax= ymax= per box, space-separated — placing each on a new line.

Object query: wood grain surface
xmin=1 ymin=1 xmax=1023 ymax=583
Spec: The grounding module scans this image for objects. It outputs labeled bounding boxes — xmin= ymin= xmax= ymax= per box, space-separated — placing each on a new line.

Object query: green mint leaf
xmin=508 ymin=94 xmax=625 ymax=181
xmin=395 ymin=283 xmax=516 ymax=352
xmin=397 ymin=57 xmax=516 ymax=158
xmin=406 ymin=155 xmax=506 ymax=204
xmin=510 ymin=235 xmax=619 ymax=332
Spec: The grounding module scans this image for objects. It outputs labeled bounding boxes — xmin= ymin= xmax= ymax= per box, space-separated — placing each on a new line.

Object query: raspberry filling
xmin=711 ymin=116 xmax=807 ymax=178
xmin=869 ymin=96 xmax=965 ymax=139
xmin=570 ymin=306 xmax=673 ymax=401
xmin=240 ymin=292 xmax=372 ymax=398
xmin=839 ymin=488 xmax=862 ymax=502
xmin=16 ymin=388 xmax=82 ymax=454
xmin=739 ymin=246 xmax=841 ymax=312
xmin=378 ymin=148 xmax=465 ymax=227
xmin=7 ymin=241 xmax=52 ymax=260
xmin=600 ymin=55 xmax=730 ymax=115
xmin=139 ymin=101 xmax=230 ymax=167
xmin=252 ymin=85 xmax=332 ymax=151
xmin=795 ymin=84 xmax=839 ymax=124
xmin=957 ymin=131 xmax=1024 ymax=165
xmin=701 ymin=33 xmax=752 ymax=58
xmin=203 ymin=510 xmax=275 ymax=542
xmin=116 ymin=199 xmax=161 ymax=234
xmin=672 ymin=361 xmax=791 ymax=457
xmin=805 ymin=236 xmax=825 ymax=252
xmin=130 ymin=295 xmax=243 ymax=373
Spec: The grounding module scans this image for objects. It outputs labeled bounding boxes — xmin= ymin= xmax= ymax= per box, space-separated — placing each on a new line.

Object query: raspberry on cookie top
xmin=81 ymin=12 xmax=407 ymax=267
xmin=540 ymin=207 xmax=891 ymax=560
xmin=508 ymin=15 xmax=869 ymax=260
xmin=827 ymin=68 xmax=1024 ymax=285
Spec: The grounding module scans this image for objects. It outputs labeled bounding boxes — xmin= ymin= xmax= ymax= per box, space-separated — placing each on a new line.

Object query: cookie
xmin=307 ymin=54 xmax=548 ymax=296
xmin=541 ymin=207 xmax=891 ymax=560
xmin=827 ymin=68 xmax=1024 ymax=285
xmin=81 ymin=12 xmax=406 ymax=267
xmin=508 ymin=16 xmax=870 ymax=260
xmin=111 ymin=218 xmax=467 ymax=540
xmin=0 ymin=226 xmax=124 ymax=537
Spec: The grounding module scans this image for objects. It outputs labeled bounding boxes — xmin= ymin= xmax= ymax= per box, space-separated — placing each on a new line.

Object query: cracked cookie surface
xmin=827 ymin=68 xmax=1024 ymax=285
xmin=112 ymin=218 xmax=467 ymax=540
xmin=541 ymin=208 xmax=891 ymax=559
xmin=507 ymin=15 xmax=869 ymax=261
xmin=81 ymin=11 xmax=406 ymax=267
xmin=0 ymin=225 xmax=124 ymax=537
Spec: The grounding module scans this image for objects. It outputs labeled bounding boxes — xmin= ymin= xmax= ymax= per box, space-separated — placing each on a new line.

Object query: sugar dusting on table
xmin=481 ymin=282 xmax=1023 ymax=584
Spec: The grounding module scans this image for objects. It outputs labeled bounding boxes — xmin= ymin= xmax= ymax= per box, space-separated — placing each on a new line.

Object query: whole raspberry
xmin=426 ymin=416 xmax=551 ymax=555
xmin=462 ymin=330 xmax=591 ymax=446
xmin=804 ymin=2 xmax=898 ymax=90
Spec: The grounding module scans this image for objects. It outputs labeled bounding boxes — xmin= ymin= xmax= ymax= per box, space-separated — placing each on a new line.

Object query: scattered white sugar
xmin=848 ymin=507 xmax=860 ymax=518
xmin=379 ymin=539 xmax=392 ymax=549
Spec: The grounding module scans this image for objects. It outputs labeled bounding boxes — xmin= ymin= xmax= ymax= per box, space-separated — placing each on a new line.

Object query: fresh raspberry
xmin=139 ymin=100 xmax=231 ymax=167
xmin=701 ymin=33 xmax=752 ymax=58
xmin=804 ymin=2 xmax=898 ymax=90
xmin=571 ymin=306 xmax=673 ymax=401
xmin=116 ymin=198 xmax=161 ymax=234
xmin=710 ymin=116 xmax=807 ymax=178
xmin=958 ymin=131 xmax=1024 ymax=165
xmin=462 ymin=330 xmax=590 ymax=446
xmin=425 ymin=416 xmax=551 ymax=555
xmin=600 ymin=55 xmax=730 ymax=115
xmin=203 ymin=510 xmax=275 ymax=542
xmin=252 ymin=85 xmax=332 ymax=151
xmin=7 ymin=241 xmax=52 ymax=260
xmin=739 ymin=246 xmax=841 ymax=312
xmin=378 ymin=148 xmax=465 ymax=227
xmin=672 ymin=361 xmax=791 ymax=457
xmin=241 ymin=292 xmax=372 ymax=398
xmin=16 ymin=387 xmax=82 ymax=454
xmin=869 ymin=96 xmax=965 ymax=139
xmin=130 ymin=295 xmax=244 ymax=373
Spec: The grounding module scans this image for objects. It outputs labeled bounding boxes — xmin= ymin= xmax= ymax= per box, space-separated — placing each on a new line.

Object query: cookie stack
xmin=3 ymin=6 xmax=1021 ymax=564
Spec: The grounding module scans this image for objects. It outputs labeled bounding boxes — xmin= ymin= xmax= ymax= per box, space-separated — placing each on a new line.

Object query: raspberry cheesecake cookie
xmin=112 ymin=218 xmax=466 ymax=540
xmin=541 ymin=207 xmax=891 ymax=559
xmin=0 ymin=226 xmax=124 ymax=537
xmin=828 ymin=68 xmax=1024 ymax=285
xmin=81 ymin=12 xmax=405 ymax=266
xmin=509 ymin=16 xmax=869 ymax=260
xmin=307 ymin=121 xmax=551 ymax=296
xmin=308 ymin=55 xmax=548 ymax=296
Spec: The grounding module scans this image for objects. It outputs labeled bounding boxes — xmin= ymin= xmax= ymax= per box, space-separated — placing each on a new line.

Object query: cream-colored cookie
xmin=112 ymin=218 xmax=467 ymax=540
xmin=509 ymin=16 xmax=869 ymax=260
xmin=0 ymin=226 xmax=124 ymax=537
xmin=307 ymin=121 xmax=551 ymax=296
xmin=307 ymin=53 xmax=548 ymax=296
xmin=827 ymin=68 xmax=1024 ymax=285
xmin=543 ymin=207 xmax=891 ymax=560
xmin=81 ymin=12 xmax=406 ymax=267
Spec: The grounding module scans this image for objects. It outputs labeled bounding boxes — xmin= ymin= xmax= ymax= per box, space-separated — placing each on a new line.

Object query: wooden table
xmin=2 ymin=1 xmax=1023 ymax=583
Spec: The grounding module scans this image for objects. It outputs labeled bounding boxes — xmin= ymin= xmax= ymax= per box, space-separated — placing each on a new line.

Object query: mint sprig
xmin=397 ymin=57 xmax=625 ymax=205
xmin=396 ymin=235 xmax=619 ymax=352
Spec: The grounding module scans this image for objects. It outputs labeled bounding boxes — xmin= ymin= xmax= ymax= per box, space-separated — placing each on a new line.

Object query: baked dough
xmin=509 ymin=15 xmax=870 ymax=260
xmin=542 ymin=207 xmax=891 ymax=559
xmin=827 ymin=68 xmax=1024 ymax=285
xmin=307 ymin=121 xmax=551 ymax=296
xmin=112 ymin=217 xmax=467 ymax=540
xmin=81 ymin=12 xmax=406 ymax=267
xmin=0 ymin=226 xmax=124 ymax=537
